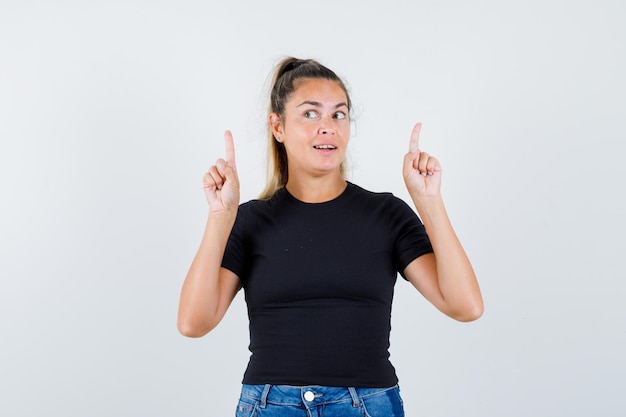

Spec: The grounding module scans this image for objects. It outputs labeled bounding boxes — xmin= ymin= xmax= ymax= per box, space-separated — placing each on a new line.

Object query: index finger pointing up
xmin=224 ymin=130 xmax=236 ymax=166
xmin=409 ymin=123 xmax=422 ymax=153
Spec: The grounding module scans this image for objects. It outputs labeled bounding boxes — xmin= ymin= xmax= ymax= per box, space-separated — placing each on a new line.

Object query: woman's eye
xmin=334 ymin=112 xmax=346 ymax=120
xmin=304 ymin=111 xmax=319 ymax=119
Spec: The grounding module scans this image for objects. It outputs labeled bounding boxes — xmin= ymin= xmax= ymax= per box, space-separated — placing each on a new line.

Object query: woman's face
xmin=271 ymin=78 xmax=350 ymax=178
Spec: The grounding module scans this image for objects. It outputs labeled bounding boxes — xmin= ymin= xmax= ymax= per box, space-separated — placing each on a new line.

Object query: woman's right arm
xmin=177 ymin=131 xmax=241 ymax=337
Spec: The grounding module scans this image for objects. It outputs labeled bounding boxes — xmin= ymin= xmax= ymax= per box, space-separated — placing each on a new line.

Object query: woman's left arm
xmin=402 ymin=123 xmax=483 ymax=322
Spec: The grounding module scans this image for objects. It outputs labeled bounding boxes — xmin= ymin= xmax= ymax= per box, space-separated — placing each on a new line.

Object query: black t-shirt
xmin=222 ymin=182 xmax=433 ymax=387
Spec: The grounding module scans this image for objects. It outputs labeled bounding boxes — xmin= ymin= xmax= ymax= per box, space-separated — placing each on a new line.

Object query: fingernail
xmin=217 ymin=162 xmax=225 ymax=169
xmin=410 ymin=147 xmax=418 ymax=153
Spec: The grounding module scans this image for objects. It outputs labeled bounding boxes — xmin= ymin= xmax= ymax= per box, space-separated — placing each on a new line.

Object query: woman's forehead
xmin=290 ymin=78 xmax=348 ymax=104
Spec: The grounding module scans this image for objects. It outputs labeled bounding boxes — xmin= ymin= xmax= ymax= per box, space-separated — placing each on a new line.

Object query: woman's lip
xmin=313 ymin=146 xmax=337 ymax=156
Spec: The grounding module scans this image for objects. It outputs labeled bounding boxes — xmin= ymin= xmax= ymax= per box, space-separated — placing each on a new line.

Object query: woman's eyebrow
xmin=297 ymin=100 xmax=348 ymax=109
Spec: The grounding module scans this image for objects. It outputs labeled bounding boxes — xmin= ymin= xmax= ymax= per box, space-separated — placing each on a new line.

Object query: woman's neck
xmin=285 ymin=174 xmax=347 ymax=203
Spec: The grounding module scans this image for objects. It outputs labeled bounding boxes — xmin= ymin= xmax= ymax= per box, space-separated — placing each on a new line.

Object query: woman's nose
xmin=319 ymin=118 xmax=335 ymax=135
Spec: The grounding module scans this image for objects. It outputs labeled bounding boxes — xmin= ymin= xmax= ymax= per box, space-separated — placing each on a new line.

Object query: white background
xmin=1 ymin=1 xmax=625 ymax=416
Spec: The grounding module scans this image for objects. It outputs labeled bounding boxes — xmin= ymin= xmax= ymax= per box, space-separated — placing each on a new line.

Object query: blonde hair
xmin=259 ymin=57 xmax=352 ymax=200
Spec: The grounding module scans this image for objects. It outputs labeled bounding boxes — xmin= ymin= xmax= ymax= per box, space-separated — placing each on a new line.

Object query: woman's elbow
xmin=451 ymin=301 xmax=484 ymax=322
xmin=177 ymin=317 xmax=216 ymax=338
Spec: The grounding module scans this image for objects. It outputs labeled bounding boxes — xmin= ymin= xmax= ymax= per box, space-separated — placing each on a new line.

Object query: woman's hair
xmin=258 ymin=57 xmax=352 ymax=200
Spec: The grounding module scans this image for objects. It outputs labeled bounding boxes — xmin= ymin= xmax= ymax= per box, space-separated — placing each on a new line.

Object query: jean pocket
xmin=361 ymin=387 xmax=405 ymax=417
xmin=235 ymin=399 xmax=257 ymax=417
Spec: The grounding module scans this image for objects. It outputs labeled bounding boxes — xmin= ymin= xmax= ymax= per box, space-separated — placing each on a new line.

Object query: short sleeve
xmin=221 ymin=204 xmax=250 ymax=279
xmin=387 ymin=195 xmax=433 ymax=279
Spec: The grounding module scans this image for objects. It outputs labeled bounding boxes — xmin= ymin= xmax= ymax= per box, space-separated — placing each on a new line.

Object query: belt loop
xmin=259 ymin=384 xmax=272 ymax=408
xmin=348 ymin=387 xmax=360 ymax=407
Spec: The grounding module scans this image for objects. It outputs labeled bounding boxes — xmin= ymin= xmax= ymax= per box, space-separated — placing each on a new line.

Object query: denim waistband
xmin=240 ymin=384 xmax=398 ymax=408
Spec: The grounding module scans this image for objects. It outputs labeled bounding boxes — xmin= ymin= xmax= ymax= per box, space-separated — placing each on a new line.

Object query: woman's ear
xmin=269 ymin=113 xmax=283 ymax=141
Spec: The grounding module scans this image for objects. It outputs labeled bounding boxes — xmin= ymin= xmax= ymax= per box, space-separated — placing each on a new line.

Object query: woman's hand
xmin=403 ymin=123 xmax=442 ymax=198
xmin=402 ymin=123 xmax=483 ymax=321
xmin=202 ymin=130 xmax=240 ymax=212
xmin=178 ymin=130 xmax=241 ymax=338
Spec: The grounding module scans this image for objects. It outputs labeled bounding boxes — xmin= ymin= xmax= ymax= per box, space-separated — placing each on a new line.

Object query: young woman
xmin=178 ymin=57 xmax=483 ymax=417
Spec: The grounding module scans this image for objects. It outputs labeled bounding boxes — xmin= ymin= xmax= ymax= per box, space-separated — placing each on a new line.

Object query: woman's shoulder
xmin=238 ymin=187 xmax=289 ymax=211
xmin=347 ymin=182 xmax=415 ymax=214
xmin=346 ymin=182 xmax=396 ymax=202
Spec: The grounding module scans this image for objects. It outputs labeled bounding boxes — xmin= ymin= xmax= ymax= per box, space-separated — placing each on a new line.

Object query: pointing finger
xmin=224 ymin=130 xmax=236 ymax=167
xmin=409 ymin=123 xmax=422 ymax=153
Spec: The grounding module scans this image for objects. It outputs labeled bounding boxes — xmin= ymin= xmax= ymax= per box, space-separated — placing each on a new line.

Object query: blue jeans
xmin=235 ymin=384 xmax=405 ymax=417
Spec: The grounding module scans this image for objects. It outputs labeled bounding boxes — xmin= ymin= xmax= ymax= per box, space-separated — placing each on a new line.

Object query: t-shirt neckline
xmin=280 ymin=181 xmax=355 ymax=209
